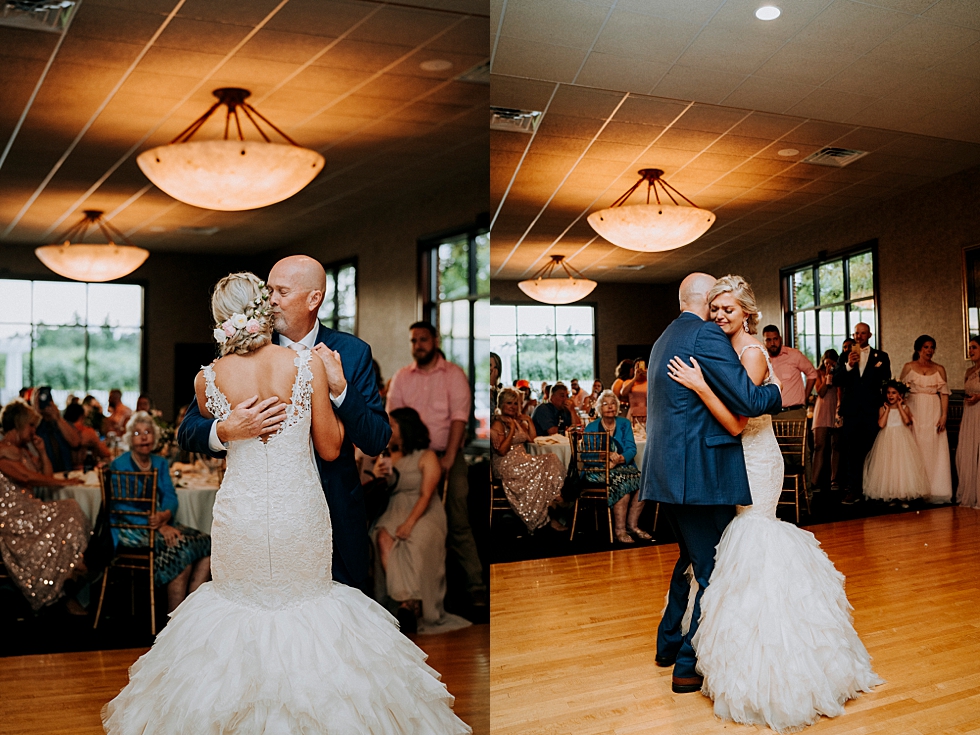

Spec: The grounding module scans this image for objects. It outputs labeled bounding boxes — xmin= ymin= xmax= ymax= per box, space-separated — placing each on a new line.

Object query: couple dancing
xmin=103 ymin=256 xmax=470 ymax=734
xmin=643 ymin=273 xmax=881 ymax=733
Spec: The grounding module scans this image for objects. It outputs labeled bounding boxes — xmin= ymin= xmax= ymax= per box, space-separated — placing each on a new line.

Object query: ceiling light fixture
xmin=778 ymin=148 xmax=800 ymax=156
xmin=137 ymin=87 xmax=324 ymax=211
xmin=587 ymin=168 xmax=716 ymax=252
xmin=755 ymin=5 xmax=781 ymax=20
xmin=518 ymin=255 xmax=597 ymax=305
xmin=420 ymin=59 xmax=453 ymax=71
xmin=35 ymin=210 xmax=149 ymax=282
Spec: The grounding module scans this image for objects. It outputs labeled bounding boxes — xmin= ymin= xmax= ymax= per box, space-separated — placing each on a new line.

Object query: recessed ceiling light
xmin=148 ymin=226 xmax=166 ymax=232
xmin=420 ymin=59 xmax=453 ymax=72
xmin=778 ymin=148 xmax=800 ymax=157
xmin=755 ymin=5 xmax=781 ymax=20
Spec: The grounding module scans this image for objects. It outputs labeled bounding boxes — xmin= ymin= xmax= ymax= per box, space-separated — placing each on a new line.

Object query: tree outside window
xmin=318 ymin=260 xmax=357 ymax=335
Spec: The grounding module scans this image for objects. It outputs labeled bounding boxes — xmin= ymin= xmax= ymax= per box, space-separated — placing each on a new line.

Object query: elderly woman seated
xmin=109 ymin=411 xmax=211 ymax=613
xmin=0 ymin=400 xmax=90 ymax=613
xmin=491 ymin=388 xmax=566 ymax=533
xmin=583 ymin=390 xmax=649 ymax=544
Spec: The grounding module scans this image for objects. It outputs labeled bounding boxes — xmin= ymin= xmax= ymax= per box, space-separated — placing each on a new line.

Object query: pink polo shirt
xmin=386 ymin=355 xmax=472 ymax=452
xmin=768 ymin=346 xmax=818 ymax=407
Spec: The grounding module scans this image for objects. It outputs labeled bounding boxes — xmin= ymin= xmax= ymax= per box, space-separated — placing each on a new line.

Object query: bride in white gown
xmin=667 ymin=275 xmax=881 ymax=733
xmin=104 ymin=272 xmax=470 ymax=735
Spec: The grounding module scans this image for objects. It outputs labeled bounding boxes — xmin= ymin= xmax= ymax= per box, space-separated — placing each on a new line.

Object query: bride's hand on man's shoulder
xmin=667 ymin=356 xmax=706 ymax=392
xmin=311 ymin=343 xmax=347 ymax=395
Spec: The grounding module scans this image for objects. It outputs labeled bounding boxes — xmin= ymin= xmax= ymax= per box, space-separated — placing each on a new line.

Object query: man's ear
xmin=307 ymin=289 xmax=323 ymax=313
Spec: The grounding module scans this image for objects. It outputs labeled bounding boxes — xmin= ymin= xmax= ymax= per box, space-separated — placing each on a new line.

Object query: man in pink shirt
xmin=386 ymin=321 xmax=485 ymax=606
xmin=763 ymin=325 xmax=818 ymax=420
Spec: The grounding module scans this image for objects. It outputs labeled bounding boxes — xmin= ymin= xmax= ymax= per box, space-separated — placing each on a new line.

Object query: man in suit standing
xmin=833 ymin=322 xmax=890 ymax=505
xmin=640 ymin=273 xmax=782 ymax=694
xmin=177 ymin=255 xmax=391 ymax=590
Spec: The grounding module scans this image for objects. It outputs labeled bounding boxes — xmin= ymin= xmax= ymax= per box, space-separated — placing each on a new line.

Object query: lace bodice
xmin=966 ymin=369 xmax=980 ymax=396
xmin=203 ymin=350 xmax=334 ymax=609
xmin=736 ymin=343 xmax=783 ymax=518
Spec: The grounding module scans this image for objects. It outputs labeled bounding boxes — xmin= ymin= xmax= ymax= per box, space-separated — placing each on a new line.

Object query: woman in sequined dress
xmin=490 ymin=388 xmax=565 ymax=532
xmin=0 ymin=400 xmax=90 ymax=611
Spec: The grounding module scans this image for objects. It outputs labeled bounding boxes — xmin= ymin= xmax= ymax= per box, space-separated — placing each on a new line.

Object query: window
xmin=420 ymin=227 xmax=490 ymax=439
xmin=489 ymin=304 xmax=595 ymax=387
xmin=318 ymin=260 xmax=357 ymax=334
xmin=783 ymin=247 xmax=877 ymax=366
xmin=0 ymin=279 xmax=143 ymax=408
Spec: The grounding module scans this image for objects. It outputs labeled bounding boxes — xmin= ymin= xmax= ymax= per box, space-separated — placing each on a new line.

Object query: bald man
xmin=177 ymin=255 xmax=391 ymax=590
xmin=640 ymin=272 xmax=782 ymax=694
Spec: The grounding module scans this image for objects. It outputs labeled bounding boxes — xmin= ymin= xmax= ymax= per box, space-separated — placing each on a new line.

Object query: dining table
xmin=526 ymin=435 xmax=647 ymax=469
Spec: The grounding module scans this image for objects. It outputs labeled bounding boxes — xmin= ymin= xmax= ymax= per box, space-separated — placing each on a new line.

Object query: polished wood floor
xmin=0 ymin=623 xmax=488 ymax=734
xmin=491 ymin=506 xmax=980 ymax=734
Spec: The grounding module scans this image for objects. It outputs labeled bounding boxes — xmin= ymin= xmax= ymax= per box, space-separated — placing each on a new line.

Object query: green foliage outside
xmin=32 ymin=324 xmax=140 ymax=391
xmin=818 ymin=261 xmax=844 ymax=304
xmin=475 ymin=232 xmax=489 ymax=296
xmin=438 ymin=238 xmax=470 ymax=301
xmin=848 ymin=252 xmax=874 ymax=299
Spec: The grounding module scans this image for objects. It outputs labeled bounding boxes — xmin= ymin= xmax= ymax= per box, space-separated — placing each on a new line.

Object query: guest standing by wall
xmin=900 ymin=335 xmax=952 ymax=503
xmin=611 ymin=359 xmax=634 ymax=414
xmin=619 ymin=359 xmax=648 ymax=426
xmin=956 ymin=336 xmax=980 ymax=509
xmin=834 ymin=323 xmax=891 ymax=505
xmin=763 ymin=325 xmax=818 ymax=420
xmin=811 ymin=349 xmax=840 ymax=493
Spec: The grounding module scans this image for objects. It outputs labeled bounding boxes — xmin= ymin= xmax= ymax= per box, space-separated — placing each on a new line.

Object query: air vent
xmin=490 ymin=106 xmax=542 ymax=134
xmin=801 ymin=147 xmax=869 ymax=167
xmin=456 ymin=59 xmax=489 ymax=84
xmin=616 ymin=264 xmax=645 ymax=271
xmin=177 ymin=226 xmax=220 ymax=236
xmin=1 ymin=1 xmax=76 ymax=33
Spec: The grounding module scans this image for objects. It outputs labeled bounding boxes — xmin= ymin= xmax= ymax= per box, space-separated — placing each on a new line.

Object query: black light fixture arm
xmin=54 ymin=210 xmax=136 ymax=247
xmin=529 ymin=254 xmax=587 ymax=281
xmin=169 ymin=88 xmax=301 ymax=147
xmin=609 ymin=169 xmax=701 ymax=209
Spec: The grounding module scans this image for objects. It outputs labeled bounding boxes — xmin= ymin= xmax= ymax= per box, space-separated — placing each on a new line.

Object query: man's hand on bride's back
xmin=216 ymin=395 xmax=287 ymax=443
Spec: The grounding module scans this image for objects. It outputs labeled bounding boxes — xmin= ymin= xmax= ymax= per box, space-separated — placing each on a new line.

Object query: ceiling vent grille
xmin=801 ymin=147 xmax=869 ymax=167
xmin=615 ymin=264 xmax=645 ymax=270
xmin=456 ymin=60 xmax=489 ymax=84
xmin=1 ymin=1 xmax=76 ymax=33
xmin=490 ymin=107 xmax=542 ymax=134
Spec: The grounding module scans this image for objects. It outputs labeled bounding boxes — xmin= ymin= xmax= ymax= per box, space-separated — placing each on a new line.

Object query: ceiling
xmin=489 ymin=0 xmax=980 ymax=283
xmin=0 ymin=0 xmax=490 ymax=255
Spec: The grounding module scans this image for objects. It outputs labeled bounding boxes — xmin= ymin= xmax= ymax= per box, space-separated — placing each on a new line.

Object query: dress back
xmin=737 ymin=344 xmax=783 ymax=518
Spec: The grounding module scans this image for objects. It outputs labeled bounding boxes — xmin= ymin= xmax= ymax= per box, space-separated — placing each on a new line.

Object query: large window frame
xmin=317 ymin=257 xmax=358 ymax=335
xmin=419 ymin=220 xmax=490 ymax=439
xmin=781 ymin=241 xmax=880 ymax=365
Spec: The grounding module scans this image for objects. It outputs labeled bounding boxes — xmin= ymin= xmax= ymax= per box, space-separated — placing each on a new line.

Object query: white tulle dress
xmin=692 ymin=344 xmax=882 ymax=733
xmin=103 ymin=351 xmax=471 ymax=735
xmin=863 ymin=405 xmax=929 ymax=501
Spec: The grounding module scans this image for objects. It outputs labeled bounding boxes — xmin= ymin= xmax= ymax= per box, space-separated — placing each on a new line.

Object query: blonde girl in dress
xmin=863 ymin=381 xmax=929 ymax=504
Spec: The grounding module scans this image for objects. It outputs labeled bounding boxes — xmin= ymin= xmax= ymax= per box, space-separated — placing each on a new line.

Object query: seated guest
xmin=31 ymin=386 xmax=80 ymax=474
xmin=584 ymin=390 xmax=649 ymax=543
xmin=490 ymin=352 xmax=502 ymax=415
xmin=136 ymin=394 xmax=152 ymax=413
xmin=532 ymin=383 xmax=581 ymax=436
xmin=568 ymin=378 xmax=587 ymax=409
xmin=518 ymin=384 xmax=536 ymax=415
xmin=64 ymin=403 xmax=112 ymax=469
xmin=491 ymin=388 xmax=565 ymax=532
xmin=110 ymin=411 xmax=211 ymax=613
xmin=0 ymin=400 xmax=84 ymax=492
xmin=583 ymin=379 xmax=604 ymax=414
xmin=83 ymin=395 xmax=108 ymax=435
xmin=370 ymin=408 xmax=470 ymax=634
xmin=106 ymin=389 xmax=133 ymax=434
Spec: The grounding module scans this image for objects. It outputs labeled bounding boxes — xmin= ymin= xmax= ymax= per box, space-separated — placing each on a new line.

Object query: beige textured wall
xmin=490 ymin=279 xmax=679 ymax=388
xmin=709 ymin=164 xmax=980 ymax=389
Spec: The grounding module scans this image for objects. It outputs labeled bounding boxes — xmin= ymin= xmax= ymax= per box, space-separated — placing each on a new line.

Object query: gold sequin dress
xmin=490 ymin=423 xmax=565 ymax=531
xmin=0 ymin=471 xmax=90 ymax=610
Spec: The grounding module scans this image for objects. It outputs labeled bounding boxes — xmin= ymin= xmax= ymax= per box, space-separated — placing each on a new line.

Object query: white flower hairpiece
xmin=213 ymin=281 xmax=272 ymax=346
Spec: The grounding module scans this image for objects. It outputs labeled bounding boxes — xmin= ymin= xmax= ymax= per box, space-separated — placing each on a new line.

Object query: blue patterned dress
xmin=583 ymin=417 xmax=642 ymax=506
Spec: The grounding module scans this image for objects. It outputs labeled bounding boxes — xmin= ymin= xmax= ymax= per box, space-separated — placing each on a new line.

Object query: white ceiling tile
xmin=752 ymin=42 xmax=860 ymax=87
xmin=862 ymin=17 xmax=980 ymax=69
xmin=674 ymin=25 xmax=786 ymax=75
xmin=499 ymin=0 xmax=611 ymax=49
xmin=650 ymin=64 xmax=746 ymax=104
xmin=923 ymin=0 xmax=980 ymax=31
xmin=592 ymin=10 xmax=702 ymax=65
xmin=784 ymin=88 xmax=877 ymax=123
xmin=490 ymin=36 xmax=588 ymax=82
xmin=933 ymin=40 xmax=980 ymax=80
xmin=722 ymin=75 xmax=815 ymax=114
xmin=615 ymin=0 xmax=726 ymax=25
xmin=820 ymin=56 xmax=922 ymax=96
xmin=792 ymin=0 xmax=912 ymax=57
xmin=574 ymin=52 xmax=670 ymax=94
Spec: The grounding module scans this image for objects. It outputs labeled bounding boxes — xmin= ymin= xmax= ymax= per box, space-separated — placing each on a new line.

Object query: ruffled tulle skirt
xmin=693 ymin=512 xmax=882 ymax=733
xmin=863 ymin=424 xmax=930 ymax=501
xmin=102 ymin=582 xmax=471 ymax=734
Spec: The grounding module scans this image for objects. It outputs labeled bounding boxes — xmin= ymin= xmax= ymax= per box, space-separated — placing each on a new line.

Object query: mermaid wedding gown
xmin=691 ymin=344 xmax=882 ymax=733
xmin=104 ymin=351 xmax=470 ymax=734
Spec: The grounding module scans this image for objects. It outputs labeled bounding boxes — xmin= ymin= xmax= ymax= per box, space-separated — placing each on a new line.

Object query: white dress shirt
xmin=844 ymin=345 xmax=871 ymax=377
xmin=208 ymin=324 xmax=348 ymax=452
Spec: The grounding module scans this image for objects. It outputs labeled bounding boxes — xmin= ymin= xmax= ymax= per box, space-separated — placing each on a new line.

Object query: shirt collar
xmin=409 ymin=354 xmax=447 ymax=373
xmin=280 ymin=324 xmax=319 ymax=351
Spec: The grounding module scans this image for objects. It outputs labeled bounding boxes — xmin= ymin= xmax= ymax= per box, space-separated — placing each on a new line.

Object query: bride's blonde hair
xmin=707 ymin=275 xmax=760 ymax=335
xmin=211 ymin=272 xmax=274 ymax=356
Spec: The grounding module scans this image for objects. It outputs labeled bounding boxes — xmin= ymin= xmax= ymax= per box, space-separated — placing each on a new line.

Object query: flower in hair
xmin=222 ymin=320 xmax=236 ymax=337
xmin=213 ymin=328 xmax=229 ymax=344
xmin=246 ymin=318 xmax=261 ymax=334
xmin=230 ymin=313 xmax=248 ymax=330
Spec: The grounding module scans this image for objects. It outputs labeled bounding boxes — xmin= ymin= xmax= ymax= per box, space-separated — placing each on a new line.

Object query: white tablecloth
xmin=526 ymin=439 xmax=647 ymax=469
xmin=52 ymin=474 xmax=219 ymax=534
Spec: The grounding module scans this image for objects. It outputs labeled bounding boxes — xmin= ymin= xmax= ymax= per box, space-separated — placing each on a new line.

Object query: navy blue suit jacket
xmin=640 ymin=313 xmax=782 ymax=506
xmin=176 ymin=324 xmax=391 ymax=588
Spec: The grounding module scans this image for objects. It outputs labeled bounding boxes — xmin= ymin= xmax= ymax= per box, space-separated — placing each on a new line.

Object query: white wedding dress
xmin=692 ymin=344 xmax=882 ymax=733
xmin=103 ymin=351 xmax=471 ymax=735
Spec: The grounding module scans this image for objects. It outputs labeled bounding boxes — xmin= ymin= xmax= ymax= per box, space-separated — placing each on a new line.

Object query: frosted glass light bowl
xmin=587 ymin=203 xmax=716 ymax=252
xmin=35 ymin=243 xmax=149 ymax=282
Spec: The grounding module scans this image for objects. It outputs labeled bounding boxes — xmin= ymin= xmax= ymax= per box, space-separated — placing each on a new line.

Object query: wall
xmin=490 ymin=279 xmax=679 ymax=388
xmin=710 ymin=163 xmax=980 ymax=389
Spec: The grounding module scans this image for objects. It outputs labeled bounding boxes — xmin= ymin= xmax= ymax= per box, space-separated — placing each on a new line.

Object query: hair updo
xmin=912 ymin=334 xmax=935 ymax=362
xmin=211 ymin=272 xmax=274 ymax=356
xmin=707 ymin=275 xmax=760 ymax=335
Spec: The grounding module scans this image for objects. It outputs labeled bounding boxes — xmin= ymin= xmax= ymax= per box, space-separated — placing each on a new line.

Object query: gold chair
xmin=773 ymin=418 xmax=809 ymax=523
xmin=93 ymin=468 xmax=159 ymax=635
xmin=571 ymin=431 xmax=612 ymax=543
xmin=489 ymin=461 xmax=511 ymax=527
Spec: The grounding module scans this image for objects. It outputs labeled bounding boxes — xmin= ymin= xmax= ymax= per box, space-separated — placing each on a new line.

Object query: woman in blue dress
xmin=583 ymin=390 xmax=650 ymax=543
xmin=109 ymin=411 xmax=211 ymax=613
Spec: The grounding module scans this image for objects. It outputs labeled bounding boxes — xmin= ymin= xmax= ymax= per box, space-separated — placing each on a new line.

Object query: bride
xmin=667 ymin=275 xmax=881 ymax=733
xmin=104 ymin=272 xmax=469 ymax=734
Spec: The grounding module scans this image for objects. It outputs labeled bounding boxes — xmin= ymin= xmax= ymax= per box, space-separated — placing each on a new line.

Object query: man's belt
xmin=779 ymin=404 xmax=806 ymax=412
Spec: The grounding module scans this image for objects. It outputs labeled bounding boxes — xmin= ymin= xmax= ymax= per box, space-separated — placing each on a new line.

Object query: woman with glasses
xmin=109 ymin=411 xmax=211 ymax=613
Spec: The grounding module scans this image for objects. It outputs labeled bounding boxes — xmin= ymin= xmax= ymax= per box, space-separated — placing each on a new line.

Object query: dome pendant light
xmin=518 ymin=255 xmax=597 ymax=305
xmin=35 ymin=210 xmax=149 ymax=282
xmin=137 ymin=88 xmax=325 ymax=211
xmin=587 ymin=168 xmax=716 ymax=252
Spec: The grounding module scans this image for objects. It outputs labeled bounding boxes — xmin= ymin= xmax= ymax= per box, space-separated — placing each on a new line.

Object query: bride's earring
xmin=742 ymin=318 xmax=750 ymax=334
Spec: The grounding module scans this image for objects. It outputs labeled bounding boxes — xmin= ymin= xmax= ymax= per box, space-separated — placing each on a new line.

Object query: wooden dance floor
xmin=491 ymin=507 xmax=980 ymax=734
xmin=0 ymin=623 xmax=488 ymax=734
